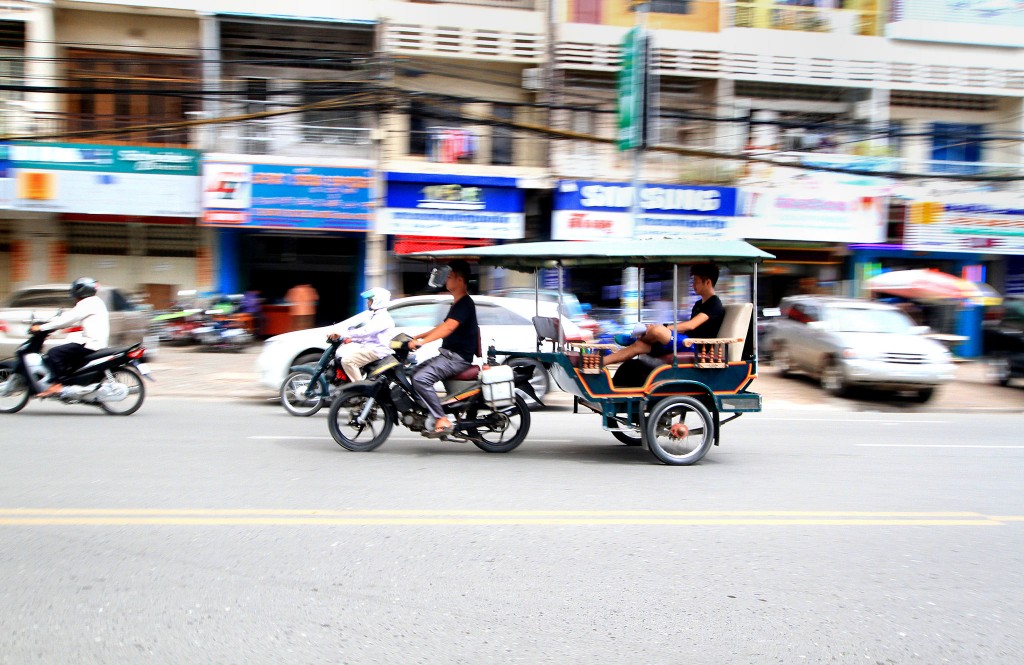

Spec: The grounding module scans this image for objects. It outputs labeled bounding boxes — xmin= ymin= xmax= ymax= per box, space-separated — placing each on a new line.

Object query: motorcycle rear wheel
xmin=465 ymin=394 xmax=531 ymax=453
xmin=0 ymin=368 xmax=30 ymax=414
xmin=100 ymin=367 xmax=146 ymax=415
xmin=328 ymin=393 xmax=394 ymax=451
xmin=280 ymin=369 xmax=327 ymax=417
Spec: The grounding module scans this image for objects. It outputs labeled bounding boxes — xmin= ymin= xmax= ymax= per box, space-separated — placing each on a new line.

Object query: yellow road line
xmin=0 ymin=509 xmax=1015 ymax=526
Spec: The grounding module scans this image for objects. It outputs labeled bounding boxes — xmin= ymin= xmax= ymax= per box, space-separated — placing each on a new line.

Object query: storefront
xmin=380 ymin=172 xmax=525 ymax=295
xmin=0 ymin=142 xmax=201 ymax=304
xmin=200 ymin=156 xmax=374 ymax=327
xmin=851 ymin=196 xmax=1024 ymax=357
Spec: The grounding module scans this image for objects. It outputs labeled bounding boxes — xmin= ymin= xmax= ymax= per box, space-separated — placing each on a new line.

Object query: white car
xmin=256 ymin=294 xmax=587 ymax=400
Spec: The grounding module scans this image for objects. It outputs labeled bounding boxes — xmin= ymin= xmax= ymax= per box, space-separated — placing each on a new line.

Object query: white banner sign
xmin=736 ymin=187 xmax=887 ymax=243
xmin=9 ymin=169 xmax=200 ymax=217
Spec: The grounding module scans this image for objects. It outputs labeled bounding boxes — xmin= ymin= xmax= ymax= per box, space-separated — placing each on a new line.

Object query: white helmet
xmin=360 ymin=287 xmax=391 ymax=311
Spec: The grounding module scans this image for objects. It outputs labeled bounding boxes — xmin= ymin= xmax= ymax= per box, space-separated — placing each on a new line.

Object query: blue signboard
xmin=380 ymin=172 xmax=525 ymax=239
xmin=552 ymin=180 xmax=739 ymax=240
xmin=202 ymin=162 xmax=373 ymax=232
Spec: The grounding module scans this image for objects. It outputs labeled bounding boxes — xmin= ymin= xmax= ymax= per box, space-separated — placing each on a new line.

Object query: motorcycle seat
xmin=82 ymin=346 xmax=135 ymax=362
xmin=451 ymin=365 xmax=480 ymax=381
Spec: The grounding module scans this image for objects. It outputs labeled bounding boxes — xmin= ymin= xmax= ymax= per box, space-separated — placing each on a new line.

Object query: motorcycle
xmin=327 ymin=334 xmax=539 ymax=453
xmin=0 ymin=326 xmax=151 ymax=415
xmin=280 ymin=337 xmax=391 ymax=417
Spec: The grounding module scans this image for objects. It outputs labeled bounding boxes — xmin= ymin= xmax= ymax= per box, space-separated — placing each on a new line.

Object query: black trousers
xmin=46 ymin=343 xmax=91 ymax=380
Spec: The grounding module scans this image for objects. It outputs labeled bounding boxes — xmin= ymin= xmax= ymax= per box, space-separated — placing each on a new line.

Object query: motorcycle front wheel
xmin=280 ymin=369 xmax=327 ymax=417
xmin=100 ymin=367 xmax=146 ymax=416
xmin=465 ymin=394 xmax=531 ymax=453
xmin=328 ymin=393 xmax=394 ymax=451
xmin=0 ymin=368 xmax=30 ymax=414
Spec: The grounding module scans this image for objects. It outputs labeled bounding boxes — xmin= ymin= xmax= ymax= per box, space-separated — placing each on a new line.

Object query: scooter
xmin=0 ymin=327 xmax=151 ymax=415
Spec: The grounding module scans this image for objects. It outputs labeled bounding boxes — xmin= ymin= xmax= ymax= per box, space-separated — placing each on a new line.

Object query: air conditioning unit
xmin=522 ymin=68 xmax=543 ymax=91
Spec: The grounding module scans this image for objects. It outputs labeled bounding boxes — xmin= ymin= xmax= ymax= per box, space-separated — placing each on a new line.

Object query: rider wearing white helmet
xmin=328 ymin=287 xmax=395 ymax=381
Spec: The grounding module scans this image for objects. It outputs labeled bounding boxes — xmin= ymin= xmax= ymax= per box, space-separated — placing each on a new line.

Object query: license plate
xmin=136 ymin=363 xmax=151 ymax=376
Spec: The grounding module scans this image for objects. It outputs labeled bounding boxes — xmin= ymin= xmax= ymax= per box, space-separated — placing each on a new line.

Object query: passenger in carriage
xmin=604 ymin=263 xmax=725 ymax=369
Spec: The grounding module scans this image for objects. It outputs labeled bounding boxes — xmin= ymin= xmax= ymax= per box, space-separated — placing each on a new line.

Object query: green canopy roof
xmin=407 ymin=239 xmax=774 ymax=270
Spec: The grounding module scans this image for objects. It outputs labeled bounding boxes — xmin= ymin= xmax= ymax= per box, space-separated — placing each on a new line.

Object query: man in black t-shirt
xmin=604 ymin=263 xmax=725 ymax=365
xmin=409 ymin=260 xmax=479 ymax=436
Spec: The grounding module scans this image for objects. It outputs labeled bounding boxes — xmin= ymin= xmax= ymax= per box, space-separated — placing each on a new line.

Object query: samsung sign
xmin=553 ymin=180 xmax=738 ymax=240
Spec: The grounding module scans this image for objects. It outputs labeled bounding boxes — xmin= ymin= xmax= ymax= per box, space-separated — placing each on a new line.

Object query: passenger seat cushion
xmin=452 ymin=365 xmax=481 ymax=381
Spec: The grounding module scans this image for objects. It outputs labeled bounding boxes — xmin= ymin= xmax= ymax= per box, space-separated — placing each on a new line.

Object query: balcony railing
xmin=726 ymin=2 xmax=882 ymax=36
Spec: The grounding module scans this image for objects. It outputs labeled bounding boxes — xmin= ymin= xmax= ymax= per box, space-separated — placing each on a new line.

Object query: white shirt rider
xmin=39 ymin=293 xmax=110 ymax=350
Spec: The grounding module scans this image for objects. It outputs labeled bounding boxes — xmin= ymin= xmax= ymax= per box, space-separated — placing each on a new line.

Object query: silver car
xmin=767 ymin=295 xmax=955 ymax=402
xmin=0 ymin=285 xmax=150 ymax=360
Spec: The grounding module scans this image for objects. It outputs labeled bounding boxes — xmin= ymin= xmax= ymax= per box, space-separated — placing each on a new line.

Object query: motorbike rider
xmin=408 ymin=260 xmax=479 ymax=437
xmin=327 ymin=287 xmax=395 ymax=382
xmin=28 ymin=277 xmax=110 ymax=398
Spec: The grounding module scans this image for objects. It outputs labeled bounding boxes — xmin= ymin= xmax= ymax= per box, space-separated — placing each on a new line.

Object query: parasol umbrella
xmin=865 ymin=269 xmax=1002 ymax=305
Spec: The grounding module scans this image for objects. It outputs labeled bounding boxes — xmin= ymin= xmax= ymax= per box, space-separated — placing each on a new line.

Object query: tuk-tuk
xmin=410 ymin=238 xmax=774 ymax=466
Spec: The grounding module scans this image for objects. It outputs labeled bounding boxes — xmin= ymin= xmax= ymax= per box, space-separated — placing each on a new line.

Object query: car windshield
xmin=5 ymin=290 xmax=73 ymax=309
xmin=828 ymin=306 xmax=915 ymax=334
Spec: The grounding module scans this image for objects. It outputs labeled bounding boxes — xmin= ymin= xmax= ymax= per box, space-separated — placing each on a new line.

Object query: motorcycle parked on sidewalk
xmin=327 ymin=334 xmax=538 ymax=453
xmin=0 ymin=327 xmax=151 ymax=415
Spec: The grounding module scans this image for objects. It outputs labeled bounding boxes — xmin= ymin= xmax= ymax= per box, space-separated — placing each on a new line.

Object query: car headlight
xmin=840 ymin=348 xmax=858 ymax=359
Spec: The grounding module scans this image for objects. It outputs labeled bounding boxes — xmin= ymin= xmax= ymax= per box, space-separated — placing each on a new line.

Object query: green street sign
xmin=617 ymin=27 xmax=646 ymax=151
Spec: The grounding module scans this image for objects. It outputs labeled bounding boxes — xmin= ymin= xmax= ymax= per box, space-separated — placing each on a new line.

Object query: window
xmin=409 ymin=102 xmax=429 ymax=156
xmin=491 ymin=104 xmax=514 ymax=166
xmin=64 ymin=49 xmax=199 ymax=145
xmin=478 ymin=304 xmax=530 ymax=326
xmin=572 ymin=0 xmax=603 ymax=24
xmin=930 ymin=122 xmax=983 ymax=175
xmin=7 ymin=290 xmax=73 ymax=309
xmin=639 ymin=0 xmax=692 ymax=15
xmin=388 ymin=302 xmax=443 ymax=328
xmin=302 ymin=81 xmax=363 ymax=143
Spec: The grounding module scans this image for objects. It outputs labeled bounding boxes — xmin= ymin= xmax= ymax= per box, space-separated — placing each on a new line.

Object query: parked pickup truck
xmin=0 ymin=284 xmax=151 ymax=360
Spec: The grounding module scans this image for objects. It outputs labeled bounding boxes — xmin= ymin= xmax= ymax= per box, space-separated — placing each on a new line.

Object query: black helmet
xmin=70 ymin=277 xmax=98 ymax=299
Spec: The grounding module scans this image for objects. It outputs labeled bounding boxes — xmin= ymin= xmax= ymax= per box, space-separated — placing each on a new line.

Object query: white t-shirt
xmin=41 ymin=295 xmax=110 ymax=350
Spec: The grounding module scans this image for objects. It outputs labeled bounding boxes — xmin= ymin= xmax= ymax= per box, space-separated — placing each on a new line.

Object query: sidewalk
xmin=145 ymin=345 xmax=1024 ymax=413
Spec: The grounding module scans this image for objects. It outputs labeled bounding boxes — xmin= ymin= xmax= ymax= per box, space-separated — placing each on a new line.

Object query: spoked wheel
xmin=612 ymin=430 xmax=643 ymax=446
xmin=280 ymin=369 xmax=327 ymax=417
xmin=100 ymin=367 xmax=146 ymax=416
xmin=0 ymin=368 xmax=30 ymax=414
xmin=327 ymin=393 xmax=394 ymax=451
xmin=464 ymin=395 xmax=531 ymax=453
xmin=644 ymin=396 xmax=715 ymax=466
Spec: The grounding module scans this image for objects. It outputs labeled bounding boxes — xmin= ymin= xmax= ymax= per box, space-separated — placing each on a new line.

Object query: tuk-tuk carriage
xmin=409 ymin=238 xmax=774 ymax=466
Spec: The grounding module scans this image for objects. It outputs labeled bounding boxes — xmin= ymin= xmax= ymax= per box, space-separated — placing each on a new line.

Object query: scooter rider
xmin=29 ymin=277 xmax=110 ymax=398
xmin=327 ymin=287 xmax=395 ymax=382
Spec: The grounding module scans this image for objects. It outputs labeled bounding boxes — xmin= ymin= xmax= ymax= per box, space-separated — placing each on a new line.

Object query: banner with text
xmin=552 ymin=180 xmax=739 ymax=241
xmin=904 ymin=199 xmax=1024 ymax=255
xmin=201 ymin=161 xmax=373 ymax=231
xmin=379 ymin=173 xmax=524 ymax=239
xmin=736 ymin=186 xmax=887 ymax=243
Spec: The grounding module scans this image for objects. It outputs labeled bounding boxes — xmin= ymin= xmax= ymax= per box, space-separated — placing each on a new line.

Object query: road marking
xmin=0 ymin=509 xmax=1015 ymax=527
xmin=248 ymin=436 xmax=572 ymax=443
xmin=759 ymin=418 xmax=953 ymax=424
xmin=858 ymin=444 xmax=1024 ymax=449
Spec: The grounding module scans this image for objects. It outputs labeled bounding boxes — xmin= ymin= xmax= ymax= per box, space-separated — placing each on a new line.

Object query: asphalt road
xmin=1 ymin=397 xmax=1022 ymax=663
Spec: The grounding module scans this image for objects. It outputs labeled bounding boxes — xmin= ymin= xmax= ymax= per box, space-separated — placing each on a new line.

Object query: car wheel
xmin=293 ymin=352 xmax=322 ymax=367
xmin=988 ymin=354 xmax=1012 ymax=387
xmin=772 ymin=343 xmax=792 ymax=376
xmin=820 ymin=358 xmax=849 ymax=397
xmin=909 ymin=387 xmax=935 ymax=403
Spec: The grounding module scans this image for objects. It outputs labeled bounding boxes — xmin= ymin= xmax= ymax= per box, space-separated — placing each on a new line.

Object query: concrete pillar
xmin=25 ymin=1 xmax=58 ymax=118
xmin=198 ymin=13 xmax=221 ymax=150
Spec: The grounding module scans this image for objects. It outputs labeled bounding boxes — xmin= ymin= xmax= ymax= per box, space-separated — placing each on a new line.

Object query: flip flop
xmin=423 ymin=425 xmax=454 ymax=439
